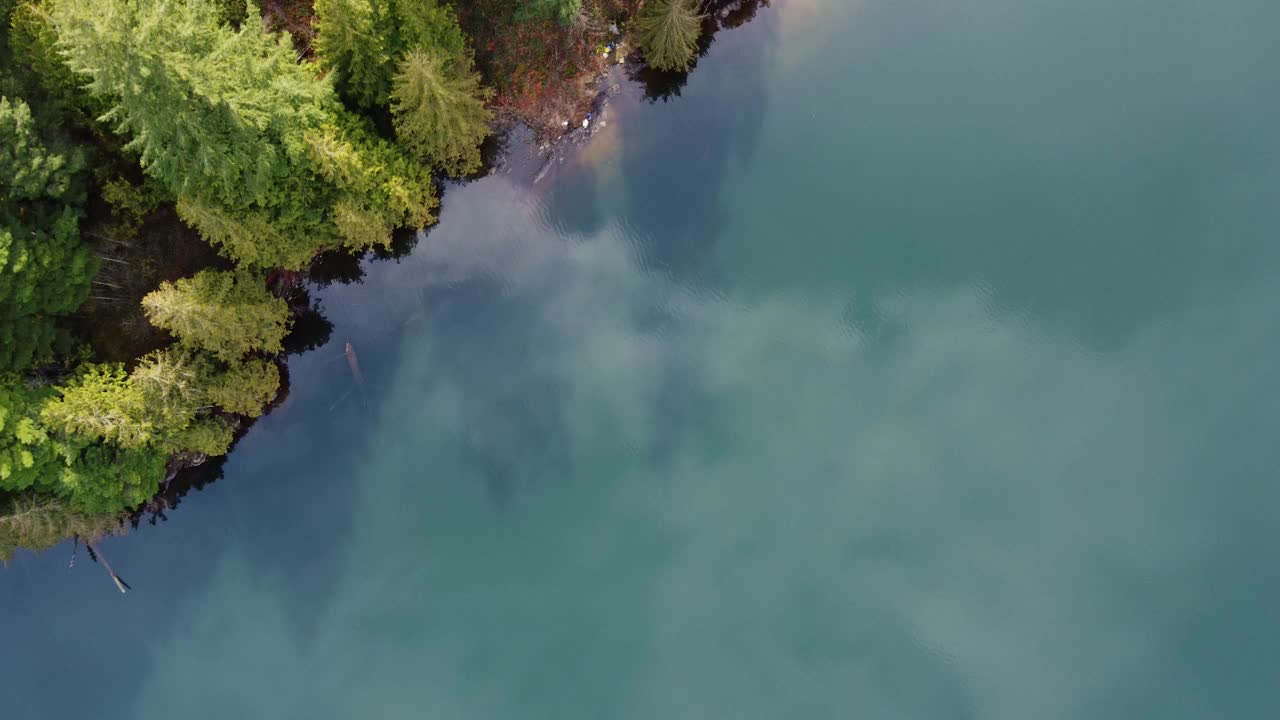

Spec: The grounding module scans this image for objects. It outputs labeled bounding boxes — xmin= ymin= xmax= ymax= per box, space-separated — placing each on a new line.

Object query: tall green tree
xmin=2 ymin=374 xmax=171 ymax=514
xmin=315 ymin=0 xmax=469 ymax=109
xmin=635 ymin=0 xmax=704 ymax=72
xmin=314 ymin=0 xmax=388 ymax=109
xmin=141 ymin=270 xmax=290 ymax=362
xmin=391 ymin=46 xmax=493 ymax=176
xmin=39 ymin=363 xmax=158 ymax=448
xmin=0 ymin=95 xmax=95 ymax=371
xmin=201 ymin=357 xmax=279 ymax=416
xmin=0 ymin=94 xmax=83 ymax=202
xmin=0 ymin=376 xmax=60 ymax=494
xmin=52 ymin=0 xmax=332 ymax=206
xmin=54 ymin=0 xmax=439 ymax=268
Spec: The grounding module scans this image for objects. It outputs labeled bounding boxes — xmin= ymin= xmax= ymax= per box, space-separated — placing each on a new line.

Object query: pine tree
xmin=0 ymin=96 xmax=95 ymax=372
xmin=315 ymin=0 xmax=470 ymax=109
xmin=201 ymin=357 xmax=280 ymax=416
xmin=38 ymin=363 xmax=156 ymax=448
xmin=53 ymin=442 xmax=168 ymax=512
xmin=0 ymin=94 xmax=84 ymax=203
xmin=51 ymin=0 xmax=332 ymax=207
xmin=314 ymin=0 xmax=389 ymax=108
xmin=141 ymin=270 xmax=290 ymax=362
xmin=391 ymin=46 xmax=493 ymax=176
xmin=635 ymin=0 xmax=704 ymax=72
xmin=54 ymin=0 xmax=440 ymax=267
xmin=0 ymin=376 xmax=60 ymax=494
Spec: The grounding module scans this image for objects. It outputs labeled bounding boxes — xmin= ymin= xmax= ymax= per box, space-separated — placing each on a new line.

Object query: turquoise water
xmin=5 ymin=0 xmax=1280 ymax=717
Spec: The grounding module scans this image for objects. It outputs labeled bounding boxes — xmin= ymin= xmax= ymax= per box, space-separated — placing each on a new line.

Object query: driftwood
xmin=344 ymin=341 xmax=366 ymax=389
xmin=83 ymin=539 xmax=132 ymax=594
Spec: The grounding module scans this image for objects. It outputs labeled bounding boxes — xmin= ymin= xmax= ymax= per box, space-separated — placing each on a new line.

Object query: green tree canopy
xmin=202 ymin=357 xmax=280 ymax=416
xmin=0 ymin=209 xmax=97 ymax=370
xmin=141 ymin=270 xmax=290 ymax=362
xmin=315 ymin=0 xmax=469 ymax=109
xmin=54 ymin=0 xmax=440 ymax=268
xmin=0 ymin=376 xmax=60 ymax=494
xmin=0 ymin=94 xmax=84 ymax=204
xmin=635 ymin=0 xmax=704 ymax=72
xmin=391 ymin=46 xmax=493 ymax=176
xmin=3 ymin=374 xmax=170 ymax=513
xmin=0 ymin=95 xmax=95 ymax=372
xmin=52 ymin=0 xmax=332 ymax=207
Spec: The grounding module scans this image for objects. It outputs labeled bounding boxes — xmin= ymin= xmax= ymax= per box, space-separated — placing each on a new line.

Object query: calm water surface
xmin=5 ymin=0 xmax=1280 ymax=717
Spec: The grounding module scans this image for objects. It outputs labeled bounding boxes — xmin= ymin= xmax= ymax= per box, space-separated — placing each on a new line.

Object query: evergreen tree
xmin=4 ymin=1 xmax=96 ymax=120
xmin=0 ymin=96 xmax=95 ymax=372
xmin=202 ymin=357 xmax=279 ymax=416
xmin=3 ymin=373 xmax=171 ymax=513
xmin=39 ymin=363 xmax=156 ymax=448
xmin=0 ymin=94 xmax=84 ymax=203
xmin=141 ymin=270 xmax=290 ymax=362
xmin=303 ymin=117 xmax=439 ymax=241
xmin=391 ymin=46 xmax=493 ymax=176
xmin=315 ymin=0 xmax=469 ymax=109
xmin=635 ymin=0 xmax=703 ymax=72
xmin=54 ymin=0 xmax=439 ymax=268
xmin=0 ymin=210 xmax=97 ymax=370
xmin=52 ymin=0 xmax=333 ymax=207
xmin=314 ymin=0 xmax=388 ymax=109
xmin=0 ymin=375 xmax=60 ymax=494
xmin=53 ymin=441 xmax=168 ymax=512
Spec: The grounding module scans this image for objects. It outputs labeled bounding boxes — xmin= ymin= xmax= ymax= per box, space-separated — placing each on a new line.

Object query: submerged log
xmin=84 ymin=540 xmax=131 ymax=594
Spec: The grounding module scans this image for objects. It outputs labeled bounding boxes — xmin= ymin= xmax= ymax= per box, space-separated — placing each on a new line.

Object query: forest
xmin=0 ymin=0 xmax=715 ymax=560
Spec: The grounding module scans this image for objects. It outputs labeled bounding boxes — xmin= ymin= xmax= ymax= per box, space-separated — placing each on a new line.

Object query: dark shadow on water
xmin=281 ymin=285 xmax=334 ymax=355
xmin=308 ymin=246 xmax=368 ymax=287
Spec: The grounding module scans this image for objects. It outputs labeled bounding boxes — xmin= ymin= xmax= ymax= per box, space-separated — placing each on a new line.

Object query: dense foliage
xmin=0 ymin=94 xmax=95 ymax=372
xmin=392 ymin=47 xmax=494 ymax=175
xmin=0 ymin=0 xmax=448 ymax=556
xmin=143 ymin=270 xmax=290 ymax=362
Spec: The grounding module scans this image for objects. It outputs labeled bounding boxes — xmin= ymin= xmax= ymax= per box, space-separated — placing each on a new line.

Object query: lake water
xmin=5 ymin=0 xmax=1280 ymax=717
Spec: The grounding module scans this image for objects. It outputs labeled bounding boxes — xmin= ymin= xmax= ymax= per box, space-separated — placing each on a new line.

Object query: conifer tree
xmin=314 ymin=0 xmax=389 ymax=108
xmin=315 ymin=0 xmax=469 ymax=109
xmin=201 ymin=357 xmax=280 ymax=416
xmin=635 ymin=0 xmax=704 ymax=72
xmin=52 ymin=0 xmax=332 ymax=207
xmin=54 ymin=0 xmax=439 ymax=268
xmin=0 ymin=94 xmax=83 ymax=201
xmin=38 ymin=363 xmax=156 ymax=448
xmin=0 ymin=96 xmax=95 ymax=371
xmin=141 ymin=270 xmax=290 ymax=362
xmin=391 ymin=46 xmax=493 ymax=176
xmin=0 ymin=376 xmax=60 ymax=494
